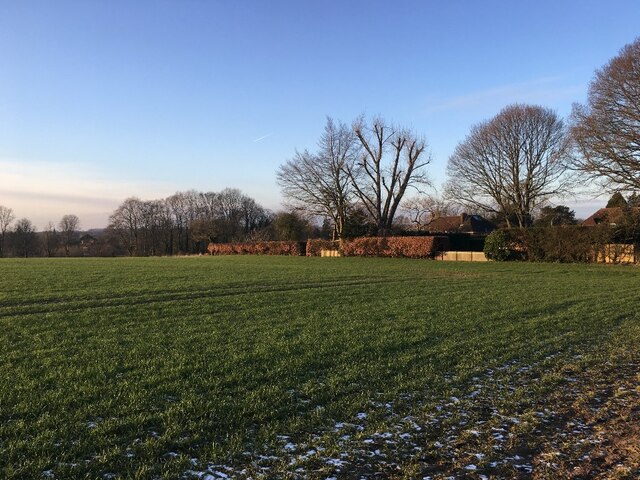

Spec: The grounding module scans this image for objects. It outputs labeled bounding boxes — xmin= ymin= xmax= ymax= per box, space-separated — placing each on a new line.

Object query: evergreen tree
xmin=606 ymin=192 xmax=627 ymax=208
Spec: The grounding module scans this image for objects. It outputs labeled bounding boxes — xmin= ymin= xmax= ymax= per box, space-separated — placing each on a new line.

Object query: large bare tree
xmin=570 ymin=37 xmax=640 ymax=191
xmin=13 ymin=218 xmax=38 ymax=258
xmin=42 ymin=221 xmax=59 ymax=257
xmin=166 ymin=190 xmax=201 ymax=253
xmin=59 ymin=214 xmax=80 ymax=256
xmin=347 ymin=117 xmax=430 ymax=236
xmin=0 ymin=205 xmax=15 ymax=257
xmin=446 ymin=104 xmax=570 ymax=228
xmin=139 ymin=200 xmax=171 ymax=256
xmin=109 ymin=198 xmax=143 ymax=256
xmin=277 ymin=118 xmax=358 ymax=240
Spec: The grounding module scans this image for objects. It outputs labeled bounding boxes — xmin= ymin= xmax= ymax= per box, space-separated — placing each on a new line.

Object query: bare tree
xmin=59 ymin=214 xmax=80 ymax=256
xmin=240 ymin=195 xmax=270 ymax=236
xmin=347 ymin=117 xmax=430 ymax=236
xmin=166 ymin=192 xmax=190 ymax=253
xmin=0 ymin=205 xmax=15 ymax=257
xmin=139 ymin=200 xmax=169 ymax=256
xmin=215 ymin=188 xmax=244 ymax=223
xmin=198 ymin=191 xmax=219 ymax=219
xmin=446 ymin=104 xmax=570 ymax=228
xmin=13 ymin=218 xmax=38 ymax=258
xmin=109 ymin=198 xmax=143 ymax=256
xmin=42 ymin=221 xmax=59 ymax=257
xmin=109 ymin=189 xmax=270 ymax=255
xmin=190 ymin=188 xmax=270 ymax=244
xmin=401 ymin=195 xmax=458 ymax=230
xmin=570 ymin=37 xmax=640 ymax=191
xmin=165 ymin=190 xmax=203 ymax=253
xmin=277 ymin=118 xmax=358 ymax=240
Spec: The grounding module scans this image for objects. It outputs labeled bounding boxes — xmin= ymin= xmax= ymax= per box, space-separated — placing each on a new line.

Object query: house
xmin=582 ymin=207 xmax=640 ymax=226
xmin=79 ymin=233 xmax=97 ymax=246
xmin=425 ymin=214 xmax=496 ymax=234
xmin=582 ymin=207 xmax=640 ymax=264
xmin=78 ymin=234 xmax=98 ymax=255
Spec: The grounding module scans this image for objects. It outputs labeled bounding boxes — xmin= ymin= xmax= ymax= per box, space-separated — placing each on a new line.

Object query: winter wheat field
xmin=1 ymin=257 xmax=639 ymax=479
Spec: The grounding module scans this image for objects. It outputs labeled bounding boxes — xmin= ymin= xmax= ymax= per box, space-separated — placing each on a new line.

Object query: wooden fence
xmin=597 ymin=244 xmax=637 ymax=264
xmin=435 ymin=251 xmax=488 ymax=262
xmin=320 ymin=249 xmax=341 ymax=257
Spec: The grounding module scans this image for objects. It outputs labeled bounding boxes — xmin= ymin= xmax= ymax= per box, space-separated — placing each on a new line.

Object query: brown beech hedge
xmin=208 ymin=236 xmax=449 ymax=258
xmin=341 ymin=236 xmax=449 ymax=258
xmin=207 ymin=241 xmax=304 ymax=256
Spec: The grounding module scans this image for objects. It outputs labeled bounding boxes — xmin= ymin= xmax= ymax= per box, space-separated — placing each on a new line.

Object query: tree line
xmin=0 ymin=189 xmax=326 ymax=257
xmin=0 ymin=209 xmax=82 ymax=258
xmin=106 ymin=188 xmax=320 ymax=256
xmin=1 ymin=37 xmax=638 ymax=257
xmin=278 ymin=37 xmax=640 ymax=235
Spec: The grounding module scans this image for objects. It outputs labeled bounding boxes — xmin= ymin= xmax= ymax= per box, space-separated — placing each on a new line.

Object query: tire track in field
xmin=0 ymin=276 xmax=417 ymax=319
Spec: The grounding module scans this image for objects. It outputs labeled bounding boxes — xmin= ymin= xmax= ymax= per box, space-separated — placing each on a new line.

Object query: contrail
xmin=253 ymin=133 xmax=273 ymax=143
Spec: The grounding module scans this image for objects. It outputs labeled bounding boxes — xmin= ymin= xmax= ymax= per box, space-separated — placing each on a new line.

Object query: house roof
xmin=426 ymin=214 xmax=496 ymax=233
xmin=79 ymin=233 xmax=97 ymax=242
xmin=582 ymin=207 xmax=640 ymax=226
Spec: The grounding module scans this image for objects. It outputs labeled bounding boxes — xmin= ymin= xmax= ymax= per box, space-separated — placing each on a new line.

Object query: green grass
xmin=0 ymin=257 xmax=639 ymax=478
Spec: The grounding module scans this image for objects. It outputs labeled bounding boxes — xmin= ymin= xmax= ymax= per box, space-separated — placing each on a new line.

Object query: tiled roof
xmin=582 ymin=207 xmax=640 ymax=226
xmin=427 ymin=215 xmax=465 ymax=232
xmin=426 ymin=214 xmax=496 ymax=233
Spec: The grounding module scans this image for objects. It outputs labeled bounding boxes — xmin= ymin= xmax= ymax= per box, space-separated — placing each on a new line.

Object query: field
xmin=1 ymin=257 xmax=639 ymax=479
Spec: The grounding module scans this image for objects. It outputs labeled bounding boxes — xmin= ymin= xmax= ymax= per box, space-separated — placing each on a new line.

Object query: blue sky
xmin=1 ymin=1 xmax=639 ymax=228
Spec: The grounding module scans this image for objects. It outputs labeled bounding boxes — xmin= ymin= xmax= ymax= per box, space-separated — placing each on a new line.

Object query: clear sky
xmin=2 ymin=1 xmax=639 ymax=229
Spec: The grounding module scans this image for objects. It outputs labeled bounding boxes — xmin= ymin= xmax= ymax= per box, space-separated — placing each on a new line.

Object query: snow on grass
xmin=177 ymin=351 xmax=640 ymax=479
xmin=175 ymin=355 xmax=583 ymax=478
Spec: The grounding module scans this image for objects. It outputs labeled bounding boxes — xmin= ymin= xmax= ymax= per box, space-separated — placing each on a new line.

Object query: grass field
xmin=1 ymin=257 xmax=639 ymax=479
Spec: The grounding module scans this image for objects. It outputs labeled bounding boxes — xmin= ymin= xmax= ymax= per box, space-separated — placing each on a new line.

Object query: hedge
xmin=523 ymin=227 xmax=600 ymax=263
xmin=341 ymin=236 xmax=449 ymax=258
xmin=483 ymin=230 xmax=522 ymax=261
xmin=208 ymin=237 xmax=449 ymax=258
xmin=486 ymin=226 xmax=628 ymax=263
xmin=207 ymin=241 xmax=304 ymax=256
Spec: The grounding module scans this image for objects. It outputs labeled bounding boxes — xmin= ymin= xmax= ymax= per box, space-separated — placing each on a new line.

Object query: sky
xmin=1 ymin=1 xmax=639 ymax=229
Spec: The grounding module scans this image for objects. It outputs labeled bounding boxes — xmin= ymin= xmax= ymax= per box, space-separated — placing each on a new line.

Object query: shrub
xmin=207 ymin=241 xmax=304 ymax=256
xmin=484 ymin=226 xmax=620 ymax=263
xmin=341 ymin=236 xmax=448 ymax=258
xmin=483 ymin=230 xmax=519 ymax=261
xmin=524 ymin=227 xmax=586 ymax=262
xmin=522 ymin=226 xmax=612 ymax=263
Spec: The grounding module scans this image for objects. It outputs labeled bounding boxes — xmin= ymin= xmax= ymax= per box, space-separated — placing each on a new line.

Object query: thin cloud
xmin=253 ymin=133 xmax=273 ymax=143
xmin=0 ymin=188 xmax=118 ymax=207
xmin=425 ymin=77 xmax=584 ymax=114
xmin=0 ymin=158 xmax=175 ymax=229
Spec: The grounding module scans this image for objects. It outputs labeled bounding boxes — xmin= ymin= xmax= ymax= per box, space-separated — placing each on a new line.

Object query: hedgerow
xmin=209 ymin=237 xmax=448 ymax=258
xmin=207 ymin=241 xmax=304 ymax=256
xmin=485 ymin=226 xmax=633 ymax=263
xmin=341 ymin=236 xmax=449 ymax=258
